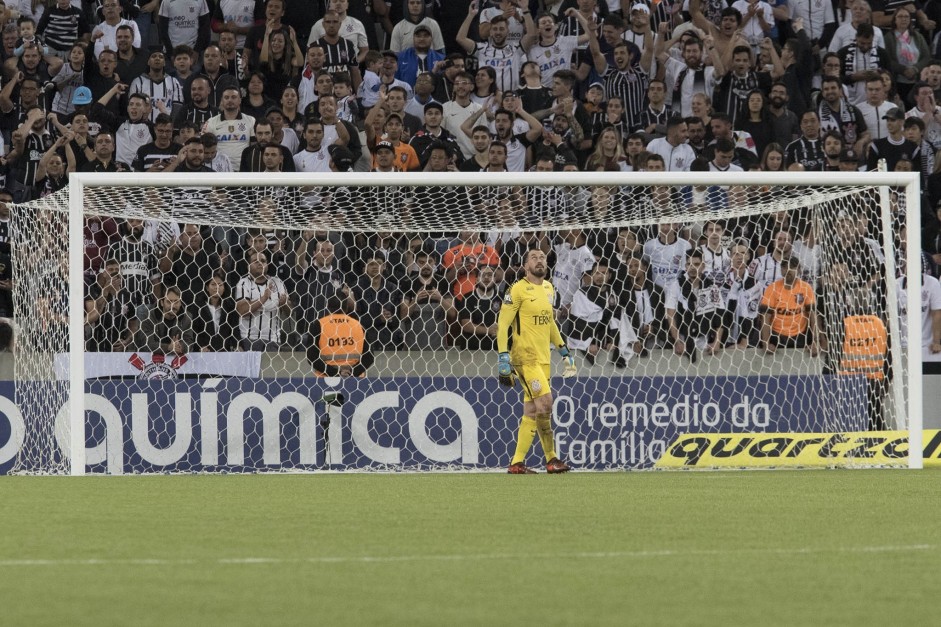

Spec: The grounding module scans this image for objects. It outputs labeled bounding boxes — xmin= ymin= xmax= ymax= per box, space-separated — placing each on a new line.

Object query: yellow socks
xmin=511 ymin=416 xmax=537 ymax=465
xmin=536 ymin=413 xmax=557 ymax=461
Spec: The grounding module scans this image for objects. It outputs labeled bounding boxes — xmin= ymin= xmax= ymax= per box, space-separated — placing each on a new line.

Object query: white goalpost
xmin=2 ymin=170 xmax=924 ymax=475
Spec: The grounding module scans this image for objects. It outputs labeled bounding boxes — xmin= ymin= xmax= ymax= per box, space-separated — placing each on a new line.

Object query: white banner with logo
xmin=54 ymin=352 xmax=262 ymax=380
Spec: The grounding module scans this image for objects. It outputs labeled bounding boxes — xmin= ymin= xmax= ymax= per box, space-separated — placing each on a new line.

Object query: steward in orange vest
xmin=838 ymin=315 xmax=887 ymax=381
xmin=307 ymin=297 xmax=374 ymax=378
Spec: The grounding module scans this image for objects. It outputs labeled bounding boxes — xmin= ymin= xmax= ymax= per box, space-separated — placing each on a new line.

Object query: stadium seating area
xmin=0 ymin=0 xmax=934 ymax=361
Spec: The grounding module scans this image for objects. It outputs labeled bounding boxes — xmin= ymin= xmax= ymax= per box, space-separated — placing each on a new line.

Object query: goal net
xmin=0 ymin=171 xmax=923 ymax=475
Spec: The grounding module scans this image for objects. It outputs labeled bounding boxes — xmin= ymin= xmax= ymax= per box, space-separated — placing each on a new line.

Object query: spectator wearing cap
xmin=328 ymin=145 xmax=355 ymax=171
xmin=404 ymin=71 xmax=440 ymax=119
xmin=378 ymin=49 xmax=414 ymax=97
xmin=307 ymin=0 xmax=369 ymax=64
xmin=315 ymin=11 xmax=363 ymax=93
xmin=456 ymin=8 xmax=535 ymax=93
xmin=130 ymin=49 xmax=184 ymax=123
xmin=620 ymin=6 xmax=652 ymax=57
xmin=583 ymin=81 xmax=605 ymax=116
xmin=395 ymin=23 xmax=446 ymax=89
xmin=868 ymin=106 xmax=920 ymax=171
xmin=371 ymin=140 xmax=399 ymax=172
xmin=840 ymin=147 xmax=859 ymax=172
xmin=63 ymin=85 xmax=93 ymax=126
xmin=408 ymin=101 xmax=463 ymax=170
xmin=390 ymin=0 xmax=446 ymax=54
xmin=371 ymin=112 xmax=420 ymax=171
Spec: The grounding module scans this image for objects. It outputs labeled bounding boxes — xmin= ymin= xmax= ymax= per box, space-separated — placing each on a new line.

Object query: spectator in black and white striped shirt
xmin=37 ymin=0 xmax=91 ymax=58
xmin=590 ymin=40 xmax=650 ymax=133
xmin=235 ymin=249 xmax=288 ymax=351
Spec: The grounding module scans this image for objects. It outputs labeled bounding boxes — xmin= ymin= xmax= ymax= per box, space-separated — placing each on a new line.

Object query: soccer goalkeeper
xmin=497 ymin=249 xmax=575 ymax=474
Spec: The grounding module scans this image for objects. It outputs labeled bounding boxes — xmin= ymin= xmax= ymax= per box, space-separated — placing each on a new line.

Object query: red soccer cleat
xmin=546 ymin=458 xmax=571 ymax=474
xmin=507 ymin=462 xmax=537 ymax=474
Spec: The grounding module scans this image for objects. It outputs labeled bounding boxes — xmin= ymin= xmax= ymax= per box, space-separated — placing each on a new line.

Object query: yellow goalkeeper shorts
xmin=515 ymin=364 xmax=552 ymax=402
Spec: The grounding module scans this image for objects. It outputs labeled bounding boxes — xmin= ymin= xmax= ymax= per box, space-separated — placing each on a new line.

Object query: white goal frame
xmin=63 ymin=170 xmax=923 ymax=474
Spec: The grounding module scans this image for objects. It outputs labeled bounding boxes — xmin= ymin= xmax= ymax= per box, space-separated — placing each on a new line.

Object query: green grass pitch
xmin=2 ymin=470 xmax=939 ymax=626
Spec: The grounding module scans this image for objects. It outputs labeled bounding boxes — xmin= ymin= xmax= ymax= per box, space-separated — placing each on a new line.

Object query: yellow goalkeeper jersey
xmin=497 ymin=278 xmax=564 ymax=366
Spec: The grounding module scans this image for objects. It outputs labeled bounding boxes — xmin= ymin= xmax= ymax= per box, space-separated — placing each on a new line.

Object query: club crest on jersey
xmin=503 ymin=291 xmax=513 ymax=303
xmin=795 ymin=294 xmax=805 ymax=304
xmin=129 ymin=352 xmax=187 ymax=380
xmin=530 ymin=379 xmax=542 ymax=393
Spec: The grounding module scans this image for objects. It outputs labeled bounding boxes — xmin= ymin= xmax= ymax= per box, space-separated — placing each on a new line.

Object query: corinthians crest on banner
xmin=128 ymin=352 xmax=188 ymax=380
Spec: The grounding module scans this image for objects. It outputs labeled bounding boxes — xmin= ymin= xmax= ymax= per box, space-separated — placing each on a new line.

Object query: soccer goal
xmin=0 ymin=170 xmax=924 ymax=475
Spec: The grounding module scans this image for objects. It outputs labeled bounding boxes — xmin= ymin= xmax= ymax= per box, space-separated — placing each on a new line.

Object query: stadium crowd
xmin=0 ymin=0 xmax=935 ymax=374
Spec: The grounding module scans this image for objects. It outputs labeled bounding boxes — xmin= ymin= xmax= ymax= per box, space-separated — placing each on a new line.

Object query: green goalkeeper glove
xmin=497 ymin=352 xmax=515 ymax=387
xmin=558 ymin=345 xmax=577 ymax=378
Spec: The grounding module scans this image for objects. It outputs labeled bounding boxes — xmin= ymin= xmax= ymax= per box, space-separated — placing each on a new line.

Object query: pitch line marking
xmin=0 ymin=544 xmax=936 ymax=568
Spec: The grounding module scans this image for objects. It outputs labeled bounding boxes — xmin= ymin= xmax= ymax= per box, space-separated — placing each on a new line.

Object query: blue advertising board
xmin=0 ymin=376 xmax=867 ymax=474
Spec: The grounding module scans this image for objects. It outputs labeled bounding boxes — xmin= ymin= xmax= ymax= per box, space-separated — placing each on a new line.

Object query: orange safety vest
xmin=315 ymin=314 xmax=365 ymax=377
xmin=838 ymin=315 xmax=887 ymax=380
